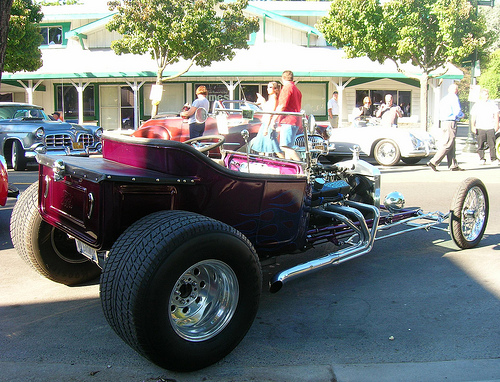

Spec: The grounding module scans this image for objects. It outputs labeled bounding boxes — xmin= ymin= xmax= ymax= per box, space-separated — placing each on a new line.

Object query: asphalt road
xmin=1 ymin=140 xmax=499 ymax=382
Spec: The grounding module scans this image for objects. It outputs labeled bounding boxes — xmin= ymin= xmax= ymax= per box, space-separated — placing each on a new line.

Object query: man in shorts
xmin=272 ymin=70 xmax=302 ymax=161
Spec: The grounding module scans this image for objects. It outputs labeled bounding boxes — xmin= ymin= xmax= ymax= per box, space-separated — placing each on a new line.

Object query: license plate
xmin=76 ymin=240 xmax=98 ymax=262
xmin=72 ymin=142 xmax=84 ymax=150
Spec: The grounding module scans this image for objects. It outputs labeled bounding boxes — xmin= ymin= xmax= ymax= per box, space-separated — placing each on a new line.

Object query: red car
xmin=0 ymin=154 xmax=18 ymax=206
xmin=133 ymin=100 xmax=263 ymax=151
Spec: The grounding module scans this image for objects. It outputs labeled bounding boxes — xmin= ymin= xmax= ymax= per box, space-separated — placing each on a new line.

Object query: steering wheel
xmin=184 ymin=135 xmax=225 ymax=153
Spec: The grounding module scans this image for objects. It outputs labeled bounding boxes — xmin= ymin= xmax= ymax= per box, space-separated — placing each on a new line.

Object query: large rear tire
xmin=100 ymin=210 xmax=262 ymax=372
xmin=449 ymin=177 xmax=488 ymax=249
xmin=10 ymin=182 xmax=101 ymax=285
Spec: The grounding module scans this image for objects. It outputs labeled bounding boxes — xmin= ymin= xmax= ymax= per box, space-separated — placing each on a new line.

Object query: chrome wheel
xmin=450 ymin=177 xmax=489 ymax=249
xmin=459 ymin=186 xmax=487 ymax=242
xmin=374 ymin=139 xmax=400 ymax=166
xmin=169 ymin=259 xmax=239 ymax=341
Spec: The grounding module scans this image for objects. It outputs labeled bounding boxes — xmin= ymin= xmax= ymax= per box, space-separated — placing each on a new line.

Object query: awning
xmin=2 ymin=43 xmax=463 ymax=81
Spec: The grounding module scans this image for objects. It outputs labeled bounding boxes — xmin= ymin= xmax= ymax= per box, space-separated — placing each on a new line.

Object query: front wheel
xmin=373 ymin=139 xmax=400 ymax=166
xmin=12 ymin=140 xmax=27 ymax=171
xmin=10 ymin=182 xmax=101 ymax=285
xmin=449 ymin=177 xmax=489 ymax=249
xmin=100 ymin=210 xmax=262 ymax=371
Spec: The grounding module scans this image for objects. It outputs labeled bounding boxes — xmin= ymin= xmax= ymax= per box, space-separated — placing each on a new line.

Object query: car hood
xmin=0 ymin=119 xmax=95 ymax=133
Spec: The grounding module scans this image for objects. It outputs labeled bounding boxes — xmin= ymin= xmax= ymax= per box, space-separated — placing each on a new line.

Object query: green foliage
xmin=106 ymin=0 xmax=259 ymax=83
xmin=39 ymin=1 xmax=80 ymax=5
xmin=317 ymin=0 xmax=486 ymax=75
xmin=480 ymin=2 xmax=500 ymax=52
xmin=5 ymin=0 xmax=43 ymax=73
xmin=478 ymin=49 xmax=500 ymax=98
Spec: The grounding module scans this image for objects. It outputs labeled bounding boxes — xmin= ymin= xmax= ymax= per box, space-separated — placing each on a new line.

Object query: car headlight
xmin=95 ymin=128 xmax=103 ymax=140
xmin=325 ymin=126 xmax=333 ymax=139
xmin=409 ymin=133 xmax=421 ymax=148
xmin=35 ymin=127 xmax=45 ymax=139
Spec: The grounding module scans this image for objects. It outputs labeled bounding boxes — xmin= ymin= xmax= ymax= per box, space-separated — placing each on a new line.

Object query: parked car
xmin=0 ymin=154 xmax=19 ymax=206
xmin=10 ymin=110 xmax=488 ymax=372
xmin=324 ymin=117 xmax=437 ymax=166
xmin=134 ymin=100 xmax=263 ymax=151
xmin=0 ymin=102 xmax=103 ymax=171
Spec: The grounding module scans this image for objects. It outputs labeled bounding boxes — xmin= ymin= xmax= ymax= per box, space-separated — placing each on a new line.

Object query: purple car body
xmin=10 ymin=110 xmax=488 ymax=372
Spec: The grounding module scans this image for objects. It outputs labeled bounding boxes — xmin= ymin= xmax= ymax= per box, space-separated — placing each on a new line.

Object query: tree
xmin=481 ymin=2 xmax=500 ymax=52
xmin=317 ymin=0 xmax=487 ymax=130
xmin=0 ymin=0 xmax=14 ymax=86
xmin=107 ymin=0 xmax=259 ymax=116
xmin=479 ymin=49 xmax=500 ymax=98
xmin=0 ymin=0 xmax=43 ymax=86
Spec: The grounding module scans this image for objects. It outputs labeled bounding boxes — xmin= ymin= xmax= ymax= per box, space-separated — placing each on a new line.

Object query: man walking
xmin=272 ymin=70 xmax=302 ymax=161
xmin=427 ymin=83 xmax=464 ymax=171
xmin=471 ymin=88 xmax=499 ymax=166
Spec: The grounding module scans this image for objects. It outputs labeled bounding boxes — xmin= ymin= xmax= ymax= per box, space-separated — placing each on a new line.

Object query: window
xmin=356 ymin=89 xmax=412 ymax=117
xmin=297 ymin=83 xmax=327 ymax=116
xmin=55 ymin=84 xmax=95 ymax=121
xmin=195 ymin=83 xmax=230 ymax=106
xmin=143 ymin=83 xmax=185 ymax=118
xmin=240 ymin=82 xmax=328 ymax=117
xmin=0 ymin=93 xmax=13 ymax=102
xmin=40 ymin=26 xmax=63 ymax=45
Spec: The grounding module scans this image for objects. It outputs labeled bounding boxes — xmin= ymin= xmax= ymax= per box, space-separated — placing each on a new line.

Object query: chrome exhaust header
xmin=269 ymin=201 xmax=380 ymax=293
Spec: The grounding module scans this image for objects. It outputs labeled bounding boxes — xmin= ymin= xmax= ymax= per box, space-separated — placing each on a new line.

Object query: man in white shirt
xmin=427 ymin=83 xmax=464 ymax=171
xmin=471 ymin=88 xmax=499 ymax=165
xmin=328 ymin=91 xmax=339 ymax=128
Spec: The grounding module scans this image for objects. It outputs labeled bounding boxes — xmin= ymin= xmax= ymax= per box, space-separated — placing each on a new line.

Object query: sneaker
xmin=479 ymin=159 xmax=486 ymax=165
xmin=492 ymin=159 xmax=500 ymax=166
xmin=451 ymin=166 xmax=465 ymax=171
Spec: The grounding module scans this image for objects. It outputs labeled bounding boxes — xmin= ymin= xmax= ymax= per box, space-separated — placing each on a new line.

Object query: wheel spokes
xmin=461 ymin=186 xmax=486 ymax=242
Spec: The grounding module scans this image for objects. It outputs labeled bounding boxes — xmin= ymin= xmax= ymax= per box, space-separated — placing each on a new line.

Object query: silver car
xmin=0 ymin=102 xmax=102 ymax=170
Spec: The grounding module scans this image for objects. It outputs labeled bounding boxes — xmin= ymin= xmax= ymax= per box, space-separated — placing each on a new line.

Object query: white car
xmin=326 ymin=118 xmax=437 ymax=166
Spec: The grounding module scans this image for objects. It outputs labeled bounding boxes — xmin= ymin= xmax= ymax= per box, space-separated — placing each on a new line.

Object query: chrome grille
xmin=45 ymin=134 xmax=72 ymax=148
xmin=295 ymin=134 xmax=328 ymax=153
xmin=78 ymin=134 xmax=94 ymax=146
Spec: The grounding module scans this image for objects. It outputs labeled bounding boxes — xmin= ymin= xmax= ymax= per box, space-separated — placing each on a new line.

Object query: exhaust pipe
xmin=269 ymin=201 xmax=380 ymax=293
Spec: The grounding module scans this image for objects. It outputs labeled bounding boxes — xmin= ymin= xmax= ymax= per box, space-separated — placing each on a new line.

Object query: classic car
xmin=11 ymin=109 xmax=488 ymax=372
xmin=324 ymin=117 xmax=437 ymax=166
xmin=0 ymin=102 xmax=103 ymax=171
xmin=0 ymin=154 xmax=19 ymax=206
xmin=135 ymin=100 xmax=263 ymax=151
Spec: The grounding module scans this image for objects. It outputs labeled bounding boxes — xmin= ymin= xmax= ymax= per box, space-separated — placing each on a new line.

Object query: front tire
xmin=401 ymin=157 xmax=420 ymax=165
xmin=10 ymin=182 xmax=101 ymax=285
xmin=449 ymin=178 xmax=489 ymax=249
xmin=12 ymin=140 xmax=27 ymax=171
xmin=100 ymin=210 xmax=262 ymax=371
xmin=373 ymin=139 xmax=401 ymax=166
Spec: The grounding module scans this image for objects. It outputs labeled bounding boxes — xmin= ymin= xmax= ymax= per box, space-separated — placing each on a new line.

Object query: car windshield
xmin=220 ymin=100 xmax=262 ymax=112
xmin=0 ymin=106 xmax=49 ymax=120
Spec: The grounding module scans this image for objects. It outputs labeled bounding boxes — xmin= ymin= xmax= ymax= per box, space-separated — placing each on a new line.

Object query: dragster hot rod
xmin=10 ymin=108 xmax=489 ymax=372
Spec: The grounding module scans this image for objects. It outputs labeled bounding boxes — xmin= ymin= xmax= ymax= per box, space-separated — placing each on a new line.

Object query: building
xmin=0 ymin=1 xmax=463 ymax=130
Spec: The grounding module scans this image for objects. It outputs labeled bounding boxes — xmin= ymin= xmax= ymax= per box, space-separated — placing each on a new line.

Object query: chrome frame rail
xmin=375 ymin=210 xmax=451 ymax=241
xmin=269 ymin=201 xmax=380 ymax=293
